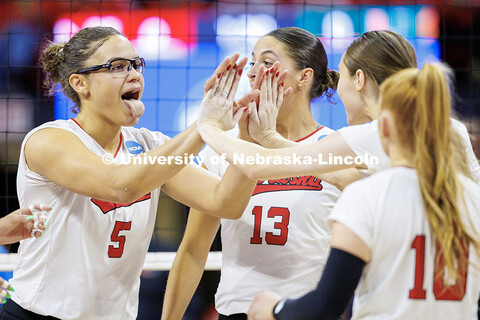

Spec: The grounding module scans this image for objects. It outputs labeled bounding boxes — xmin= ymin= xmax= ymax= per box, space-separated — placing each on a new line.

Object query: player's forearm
xmin=0 ymin=215 xmax=16 ymax=245
xmin=274 ymin=249 xmax=364 ymax=320
xmin=208 ymin=164 xmax=256 ymax=219
xmin=199 ymin=124 xmax=273 ymax=180
xmin=257 ymin=131 xmax=297 ymax=148
xmin=110 ymin=123 xmax=205 ymax=203
xmin=314 ymin=168 xmax=362 ymax=191
xmin=162 ymin=248 xmax=209 ymax=320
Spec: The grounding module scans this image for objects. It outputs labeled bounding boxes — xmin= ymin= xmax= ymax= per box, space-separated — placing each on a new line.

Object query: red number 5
xmin=250 ymin=206 xmax=290 ymax=246
xmin=409 ymin=235 xmax=469 ymax=301
xmin=108 ymin=221 xmax=132 ymax=258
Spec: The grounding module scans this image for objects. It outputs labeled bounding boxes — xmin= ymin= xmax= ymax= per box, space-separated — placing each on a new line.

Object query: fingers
xmin=227 ymin=57 xmax=248 ymax=101
xmin=272 ymin=70 xmax=279 ymax=105
xmin=277 ymin=82 xmax=285 ymax=112
xmin=251 ymin=65 xmax=265 ymax=91
xmin=0 ymin=289 xmax=8 ymax=304
xmin=283 ymin=87 xmax=293 ymax=99
xmin=213 ymin=53 xmax=240 ymax=81
xmin=222 ymin=64 xmax=239 ymax=100
xmin=0 ymin=278 xmax=13 ymax=305
xmin=25 ymin=204 xmax=51 ymax=239
xmin=235 ymin=56 xmax=248 ymax=72
xmin=232 ymin=107 xmax=247 ymax=124
xmin=266 ymin=69 xmax=273 ymax=105
xmin=214 ymin=54 xmax=243 ymax=101
xmin=237 ymin=89 xmax=260 ymax=107
xmin=259 ymin=70 xmax=268 ymax=106
xmin=27 ymin=204 xmax=51 ymax=214
xmin=215 ymin=64 xmax=234 ymax=97
xmin=204 ymin=57 xmax=228 ymax=94
xmin=248 ymin=101 xmax=260 ymax=126
xmin=204 ymin=53 xmax=240 ymax=96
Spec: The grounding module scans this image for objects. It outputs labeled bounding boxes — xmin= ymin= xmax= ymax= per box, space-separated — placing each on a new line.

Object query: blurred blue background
xmin=51 ymin=3 xmax=440 ymax=135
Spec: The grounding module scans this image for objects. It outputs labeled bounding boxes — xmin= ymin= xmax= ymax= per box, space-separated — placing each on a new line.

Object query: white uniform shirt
xmin=330 ymin=167 xmax=480 ymax=320
xmin=200 ymin=126 xmax=341 ymax=315
xmin=338 ymin=119 xmax=480 ymax=182
xmin=14 ymin=119 xmax=169 ymax=320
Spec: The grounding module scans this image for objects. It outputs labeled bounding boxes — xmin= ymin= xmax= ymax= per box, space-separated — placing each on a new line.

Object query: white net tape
xmin=0 ymin=251 xmax=222 ymax=271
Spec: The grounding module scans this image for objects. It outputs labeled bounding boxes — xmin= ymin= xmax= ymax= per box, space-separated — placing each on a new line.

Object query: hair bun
xmin=318 ymin=68 xmax=339 ymax=99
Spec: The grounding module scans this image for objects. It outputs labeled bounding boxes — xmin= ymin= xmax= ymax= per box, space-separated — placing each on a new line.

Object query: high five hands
xmin=198 ymin=53 xmax=258 ymax=134
xmin=247 ymin=61 xmax=292 ymax=144
xmin=197 ymin=54 xmax=291 ymax=142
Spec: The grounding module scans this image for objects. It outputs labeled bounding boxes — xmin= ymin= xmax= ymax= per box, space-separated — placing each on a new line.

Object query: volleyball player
xmin=162 ymin=27 xmax=348 ymax=320
xmin=247 ymin=63 xmax=480 ymax=320
xmin=196 ymin=31 xmax=480 ymax=183
xmin=0 ymin=26 xmax=259 ymax=320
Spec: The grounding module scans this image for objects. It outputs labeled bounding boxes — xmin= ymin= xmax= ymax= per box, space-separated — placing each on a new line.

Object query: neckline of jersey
xmin=70 ymin=118 xmax=123 ymax=158
xmin=295 ymin=124 xmax=325 ymax=143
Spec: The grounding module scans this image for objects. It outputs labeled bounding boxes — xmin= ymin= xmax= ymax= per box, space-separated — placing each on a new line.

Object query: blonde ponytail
xmin=380 ymin=63 xmax=479 ymax=287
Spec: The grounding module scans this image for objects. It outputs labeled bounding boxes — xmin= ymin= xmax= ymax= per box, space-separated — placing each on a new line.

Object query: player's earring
xmin=298 ymin=81 xmax=307 ymax=89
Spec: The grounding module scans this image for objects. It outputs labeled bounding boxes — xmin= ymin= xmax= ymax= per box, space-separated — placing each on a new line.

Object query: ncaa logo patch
xmin=125 ymin=141 xmax=143 ymax=155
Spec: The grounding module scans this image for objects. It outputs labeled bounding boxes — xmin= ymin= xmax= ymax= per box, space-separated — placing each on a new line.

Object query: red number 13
xmin=250 ymin=206 xmax=290 ymax=246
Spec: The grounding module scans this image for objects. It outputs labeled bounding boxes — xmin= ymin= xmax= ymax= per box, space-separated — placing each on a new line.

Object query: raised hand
xmin=0 ymin=204 xmax=51 ymax=245
xmin=248 ymin=62 xmax=292 ymax=144
xmin=198 ymin=55 xmax=256 ymax=135
xmin=0 ymin=277 xmax=13 ymax=305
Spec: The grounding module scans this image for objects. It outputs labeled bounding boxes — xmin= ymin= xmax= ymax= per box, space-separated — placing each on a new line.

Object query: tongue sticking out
xmin=123 ymin=99 xmax=145 ymax=119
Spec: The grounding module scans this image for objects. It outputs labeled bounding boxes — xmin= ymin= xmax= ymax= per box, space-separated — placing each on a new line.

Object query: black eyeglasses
xmin=75 ymin=57 xmax=146 ymax=78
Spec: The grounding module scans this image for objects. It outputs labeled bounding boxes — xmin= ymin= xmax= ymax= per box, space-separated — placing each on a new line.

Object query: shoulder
xmin=313 ymin=125 xmax=335 ymax=142
xmin=450 ymin=117 xmax=468 ymax=133
xmin=459 ymin=175 xmax=480 ymax=203
xmin=122 ymin=126 xmax=170 ymax=142
xmin=121 ymin=126 xmax=171 ymax=150
xmin=337 ymin=121 xmax=378 ymax=140
xmin=330 ymin=168 xmax=417 ymax=235
xmin=342 ymin=167 xmax=415 ymax=200
xmin=27 ymin=119 xmax=77 ymax=135
xmin=24 ymin=119 xmax=85 ymax=146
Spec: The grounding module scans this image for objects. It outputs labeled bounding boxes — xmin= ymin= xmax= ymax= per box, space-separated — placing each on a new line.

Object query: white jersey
xmin=338 ymin=119 xmax=480 ymax=182
xmin=200 ymin=126 xmax=342 ymax=315
xmin=330 ymin=167 xmax=480 ymax=320
xmin=14 ymin=119 xmax=169 ymax=320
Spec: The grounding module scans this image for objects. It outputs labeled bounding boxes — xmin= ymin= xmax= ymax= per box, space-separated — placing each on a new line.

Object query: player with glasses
xmin=75 ymin=57 xmax=146 ymax=77
xmin=0 ymin=26 xmax=262 ymax=320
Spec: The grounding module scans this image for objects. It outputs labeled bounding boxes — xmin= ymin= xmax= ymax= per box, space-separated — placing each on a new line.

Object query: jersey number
xmin=108 ymin=221 xmax=132 ymax=258
xmin=250 ymin=206 xmax=290 ymax=245
xmin=409 ymin=235 xmax=469 ymax=301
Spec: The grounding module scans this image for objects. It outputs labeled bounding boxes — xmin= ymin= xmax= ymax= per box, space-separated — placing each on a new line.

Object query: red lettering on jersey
xmin=252 ymin=176 xmax=323 ymax=196
xmin=91 ymin=193 xmax=151 ymax=214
